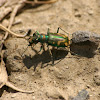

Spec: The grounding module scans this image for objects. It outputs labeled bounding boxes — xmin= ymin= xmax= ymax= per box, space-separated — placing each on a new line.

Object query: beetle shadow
xmin=23 ymin=49 xmax=68 ymax=71
xmin=23 ymin=41 xmax=99 ymax=71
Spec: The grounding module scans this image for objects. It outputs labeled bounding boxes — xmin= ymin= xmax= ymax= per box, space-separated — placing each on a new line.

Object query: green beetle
xmin=28 ymin=27 xmax=71 ymax=47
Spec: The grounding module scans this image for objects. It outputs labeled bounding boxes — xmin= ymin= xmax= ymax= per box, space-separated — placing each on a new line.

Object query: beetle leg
xmin=38 ymin=43 xmax=45 ymax=52
xmin=66 ymin=46 xmax=75 ymax=55
xmin=58 ymin=27 xmax=69 ymax=35
xmin=47 ymin=45 xmax=54 ymax=65
xmin=47 ymin=28 xmax=50 ymax=35
xmin=66 ymin=46 xmax=79 ymax=56
xmin=42 ymin=43 xmax=45 ymax=51
xmin=57 ymin=27 xmax=59 ymax=33
xmin=39 ymin=45 xmax=43 ymax=52
xmin=21 ymin=46 xmax=29 ymax=57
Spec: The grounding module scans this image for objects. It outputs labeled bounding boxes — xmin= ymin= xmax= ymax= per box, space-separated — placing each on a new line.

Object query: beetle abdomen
xmin=48 ymin=33 xmax=70 ymax=47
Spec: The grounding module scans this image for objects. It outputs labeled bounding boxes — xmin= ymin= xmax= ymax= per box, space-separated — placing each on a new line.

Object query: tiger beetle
xmin=24 ymin=27 xmax=72 ymax=65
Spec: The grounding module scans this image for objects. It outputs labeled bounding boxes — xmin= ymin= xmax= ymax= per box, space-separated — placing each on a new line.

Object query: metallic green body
xmin=28 ymin=28 xmax=70 ymax=48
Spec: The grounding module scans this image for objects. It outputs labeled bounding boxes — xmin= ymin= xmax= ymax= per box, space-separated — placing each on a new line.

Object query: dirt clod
xmin=0 ymin=52 xmax=34 ymax=93
xmin=93 ymin=75 xmax=100 ymax=86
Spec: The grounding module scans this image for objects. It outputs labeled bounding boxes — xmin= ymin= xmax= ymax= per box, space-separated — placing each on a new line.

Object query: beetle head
xmin=28 ymin=31 xmax=39 ymax=46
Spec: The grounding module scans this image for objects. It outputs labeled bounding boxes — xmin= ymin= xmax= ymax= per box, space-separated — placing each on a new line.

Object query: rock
xmin=72 ymin=31 xmax=100 ymax=44
xmin=69 ymin=89 xmax=89 ymax=100
xmin=70 ymin=31 xmax=100 ymax=57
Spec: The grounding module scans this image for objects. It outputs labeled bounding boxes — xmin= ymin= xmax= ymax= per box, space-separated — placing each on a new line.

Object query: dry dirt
xmin=0 ymin=0 xmax=100 ymax=100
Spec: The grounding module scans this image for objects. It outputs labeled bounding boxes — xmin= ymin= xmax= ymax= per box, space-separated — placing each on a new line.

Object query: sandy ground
xmin=0 ymin=0 xmax=100 ymax=100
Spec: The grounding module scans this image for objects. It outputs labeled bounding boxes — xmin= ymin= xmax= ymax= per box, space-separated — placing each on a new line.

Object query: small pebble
xmin=32 ymin=96 xmax=35 ymax=100
xmin=93 ymin=75 xmax=100 ymax=86
xmin=11 ymin=94 xmax=17 ymax=98
xmin=66 ymin=66 xmax=69 ymax=69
